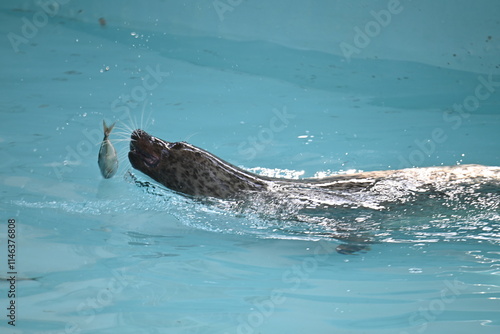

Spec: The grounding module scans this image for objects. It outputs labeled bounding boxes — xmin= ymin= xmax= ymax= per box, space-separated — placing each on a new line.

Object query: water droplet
xmin=409 ymin=267 xmax=423 ymax=274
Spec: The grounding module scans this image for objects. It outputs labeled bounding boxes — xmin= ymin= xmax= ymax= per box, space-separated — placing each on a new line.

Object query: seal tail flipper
xmin=103 ymin=120 xmax=116 ymax=137
xmin=336 ymin=243 xmax=371 ymax=255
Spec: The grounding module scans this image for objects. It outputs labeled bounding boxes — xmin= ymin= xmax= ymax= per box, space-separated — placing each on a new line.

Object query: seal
xmin=128 ymin=129 xmax=500 ymax=210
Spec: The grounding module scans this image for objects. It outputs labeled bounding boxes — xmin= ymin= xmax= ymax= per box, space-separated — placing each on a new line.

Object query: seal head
xmin=129 ymin=129 xmax=268 ymax=198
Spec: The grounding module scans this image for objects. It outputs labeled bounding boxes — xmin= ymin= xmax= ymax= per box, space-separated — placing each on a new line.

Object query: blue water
xmin=1 ymin=2 xmax=500 ymax=334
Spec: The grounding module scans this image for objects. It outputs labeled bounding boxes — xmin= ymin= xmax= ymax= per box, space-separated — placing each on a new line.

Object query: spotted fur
xmin=129 ymin=129 xmax=500 ymax=202
xmin=129 ymin=129 xmax=269 ymax=198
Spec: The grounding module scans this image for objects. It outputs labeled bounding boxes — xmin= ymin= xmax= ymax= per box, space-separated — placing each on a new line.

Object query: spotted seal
xmin=128 ymin=129 xmax=500 ymax=210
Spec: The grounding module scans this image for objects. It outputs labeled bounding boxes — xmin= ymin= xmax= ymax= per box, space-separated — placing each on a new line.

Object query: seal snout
xmin=129 ymin=129 xmax=148 ymax=152
xmin=129 ymin=129 xmax=160 ymax=168
xmin=131 ymin=129 xmax=148 ymax=141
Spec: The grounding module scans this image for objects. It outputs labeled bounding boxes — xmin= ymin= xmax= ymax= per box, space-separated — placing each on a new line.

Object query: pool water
xmin=1 ymin=2 xmax=500 ymax=334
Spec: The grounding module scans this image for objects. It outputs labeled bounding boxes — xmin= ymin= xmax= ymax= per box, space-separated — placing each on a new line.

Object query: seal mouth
xmin=129 ymin=130 xmax=160 ymax=168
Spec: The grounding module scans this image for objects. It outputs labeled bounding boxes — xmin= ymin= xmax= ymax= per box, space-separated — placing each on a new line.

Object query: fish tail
xmin=103 ymin=120 xmax=116 ymax=137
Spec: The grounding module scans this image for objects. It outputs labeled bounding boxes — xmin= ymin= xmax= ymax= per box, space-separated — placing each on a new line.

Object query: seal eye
xmin=170 ymin=142 xmax=184 ymax=150
xmin=161 ymin=149 xmax=170 ymax=158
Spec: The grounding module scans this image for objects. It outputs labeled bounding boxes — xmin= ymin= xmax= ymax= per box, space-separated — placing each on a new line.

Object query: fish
xmin=98 ymin=120 xmax=119 ymax=178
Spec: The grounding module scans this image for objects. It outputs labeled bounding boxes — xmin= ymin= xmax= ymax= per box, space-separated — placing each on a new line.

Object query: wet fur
xmin=129 ymin=130 xmax=268 ymax=198
xmin=128 ymin=129 xmax=500 ymax=205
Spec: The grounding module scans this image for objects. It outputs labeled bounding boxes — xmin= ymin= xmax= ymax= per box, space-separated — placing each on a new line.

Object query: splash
xmin=12 ymin=168 xmax=500 ymax=247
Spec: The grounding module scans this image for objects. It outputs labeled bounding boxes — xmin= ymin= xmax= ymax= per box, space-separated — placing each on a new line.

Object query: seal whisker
xmin=112 ymin=128 xmax=134 ymax=135
xmin=114 ymin=124 xmax=136 ymax=137
xmin=117 ymin=150 xmax=130 ymax=166
xmin=114 ymin=100 xmax=155 ymax=143
xmin=112 ymin=111 xmax=140 ymax=138
xmin=110 ymin=137 xmax=134 ymax=143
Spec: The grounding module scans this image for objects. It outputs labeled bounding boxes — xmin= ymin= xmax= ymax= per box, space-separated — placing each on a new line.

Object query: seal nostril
xmin=131 ymin=129 xmax=151 ymax=140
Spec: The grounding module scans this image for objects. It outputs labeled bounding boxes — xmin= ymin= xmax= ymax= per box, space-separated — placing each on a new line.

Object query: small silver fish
xmin=98 ymin=120 xmax=118 ymax=178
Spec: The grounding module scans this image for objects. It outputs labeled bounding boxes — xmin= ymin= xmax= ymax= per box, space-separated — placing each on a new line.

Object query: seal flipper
xmin=336 ymin=243 xmax=371 ymax=255
xmin=333 ymin=231 xmax=373 ymax=255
